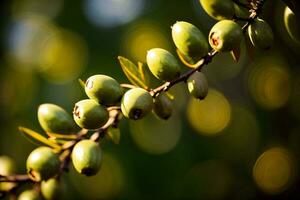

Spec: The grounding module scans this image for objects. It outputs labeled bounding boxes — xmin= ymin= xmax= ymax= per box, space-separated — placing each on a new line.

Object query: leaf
xmin=46 ymin=132 xmax=78 ymax=140
xmin=230 ymin=44 xmax=241 ymax=62
xmin=19 ymin=127 xmax=61 ymax=150
xmin=137 ymin=62 xmax=151 ymax=87
xmin=78 ymin=79 xmax=85 ymax=89
xmin=106 ymin=127 xmax=121 ymax=144
xmin=118 ymin=56 xmax=148 ymax=89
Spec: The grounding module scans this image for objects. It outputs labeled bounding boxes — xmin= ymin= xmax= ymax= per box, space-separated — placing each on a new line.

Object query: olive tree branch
xmin=0 ymin=0 xmax=266 ymax=188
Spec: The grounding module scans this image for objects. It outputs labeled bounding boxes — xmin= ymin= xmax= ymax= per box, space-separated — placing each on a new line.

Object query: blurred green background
xmin=1 ymin=0 xmax=300 ymax=199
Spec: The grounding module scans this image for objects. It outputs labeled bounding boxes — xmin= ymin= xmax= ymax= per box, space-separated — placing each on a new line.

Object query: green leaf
xmin=107 ymin=127 xmax=121 ymax=144
xmin=138 ymin=62 xmax=151 ymax=87
xmin=46 ymin=132 xmax=78 ymax=140
xmin=118 ymin=56 xmax=148 ymax=89
xmin=78 ymin=79 xmax=85 ymax=89
xmin=19 ymin=127 xmax=61 ymax=150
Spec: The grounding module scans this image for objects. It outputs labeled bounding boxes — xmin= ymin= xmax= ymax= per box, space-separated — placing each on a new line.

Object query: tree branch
xmin=0 ymin=0 xmax=266 ymax=192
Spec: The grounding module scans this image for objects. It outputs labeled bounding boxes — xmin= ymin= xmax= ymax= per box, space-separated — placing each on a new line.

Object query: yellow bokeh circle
xmin=248 ymin=57 xmax=291 ymax=110
xmin=253 ymin=147 xmax=295 ymax=194
xmin=187 ymin=89 xmax=231 ymax=136
xmin=121 ymin=21 xmax=170 ymax=62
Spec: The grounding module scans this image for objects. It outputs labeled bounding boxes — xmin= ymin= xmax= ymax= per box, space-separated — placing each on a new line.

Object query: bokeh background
xmin=1 ymin=0 xmax=300 ymax=199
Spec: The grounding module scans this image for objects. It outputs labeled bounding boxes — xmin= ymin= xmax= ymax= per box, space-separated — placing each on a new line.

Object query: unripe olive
xmin=284 ymin=6 xmax=300 ymax=44
xmin=41 ymin=178 xmax=64 ymax=200
xmin=71 ymin=140 xmax=102 ymax=176
xmin=172 ymin=21 xmax=208 ymax=60
xmin=187 ymin=72 xmax=209 ymax=100
xmin=121 ymin=88 xmax=153 ymax=120
xmin=146 ymin=48 xmax=180 ymax=81
xmin=199 ymin=0 xmax=235 ymax=20
xmin=38 ymin=104 xmax=76 ymax=134
xmin=73 ymin=99 xmax=109 ymax=130
xmin=153 ymin=92 xmax=173 ymax=120
xmin=85 ymin=75 xmax=123 ymax=106
xmin=248 ymin=18 xmax=274 ymax=49
xmin=18 ymin=190 xmax=42 ymax=200
xmin=26 ymin=147 xmax=60 ymax=182
xmin=0 ymin=156 xmax=16 ymax=191
xmin=209 ymin=20 xmax=243 ymax=52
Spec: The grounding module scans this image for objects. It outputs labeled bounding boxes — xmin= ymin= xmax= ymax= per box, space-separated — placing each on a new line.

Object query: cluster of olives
xmin=0 ymin=0 xmax=280 ymax=199
xmin=198 ymin=0 xmax=274 ymax=50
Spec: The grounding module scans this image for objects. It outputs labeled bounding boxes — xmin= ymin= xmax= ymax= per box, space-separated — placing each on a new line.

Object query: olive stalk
xmin=0 ymin=0 xmax=267 ymax=195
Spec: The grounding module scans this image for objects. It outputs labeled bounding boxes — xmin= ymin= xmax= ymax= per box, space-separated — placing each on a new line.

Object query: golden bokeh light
xmin=253 ymin=147 xmax=296 ymax=194
xmin=187 ymin=89 xmax=231 ymax=136
xmin=130 ymin=113 xmax=181 ymax=155
xmin=248 ymin=56 xmax=291 ymax=110
xmin=38 ymin=29 xmax=87 ymax=83
xmin=71 ymin=153 xmax=125 ymax=199
xmin=120 ymin=21 xmax=170 ymax=62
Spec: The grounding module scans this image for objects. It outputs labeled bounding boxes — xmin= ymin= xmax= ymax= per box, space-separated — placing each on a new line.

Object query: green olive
xmin=71 ymin=140 xmax=102 ymax=176
xmin=284 ymin=6 xmax=300 ymax=44
xmin=26 ymin=147 xmax=60 ymax=182
xmin=121 ymin=88 xmax=153 ymax=120
xmin=187 ymin=72 xmax=209 ymax=100
xmin=146 ymin=48 xmax=181 ymax=81
xmin=199 ymin=0 xmax=235 ymax=20
xmin=73 ymin=99 xmax=109 ymax=130
xmin=18 ymin=190 xmax=42 ymax=200
xmin=41 ymin=178 xmax=64 ymax=200
xmin=85 ymin=75 xmax=123 ymax=106
xmin=172 ymin=21 xmax=208 ymax=60
xmin=209 ymin=20 xmax=243 ymax=52
xmin=38 ymin=104 xmax=76 ymax=134
xmin=248 ymin=18 xmax=274 ymax=49
xmin=153 ymin=92 xmax=173 ymax=120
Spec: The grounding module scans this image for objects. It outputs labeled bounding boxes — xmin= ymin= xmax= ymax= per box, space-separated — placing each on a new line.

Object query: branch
xmin=0 ymin=0 xmax=266 ymax=191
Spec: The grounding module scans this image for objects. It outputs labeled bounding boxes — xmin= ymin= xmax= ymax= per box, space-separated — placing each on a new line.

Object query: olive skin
xmin=146 ymin=48 xmax=181 ymax=81
xmin=85 ymin=75 xmax=123 ymax=106
xmin=172 ymin=21 xmax=208 ymax=60
xmin=26 ymin=147 xmax=60 ymax=182
xmin=41 ymin=178 xmax=64 ymax=200
xmin=209 ymin=20 xmax=243 ymax=52
xmin=71 ymin=140 xmax=102 ymax=176
xmin=0 ymin=156 xmax=16 ymax=191
xmin=187 ymin=72 xmax=209 ymax=100
xmin=121 ymin=88 xmax=153 ymax=120
xmin=18 ymin=190 xmax=42 ymax=200
xmin=248 ymin=18 xmax=274 ymax=49
xmin=199 ymin=0 xmax=235 ymax=20
xmin=284 ymin=6 xmax=300 ymax=44
xmin=153 ymin=92 xmax=173 ymax=120
xmin=38 ymin=104 xmax=76 ymax=134
xmin=73 ymin=99 xmax=109 ymax=130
